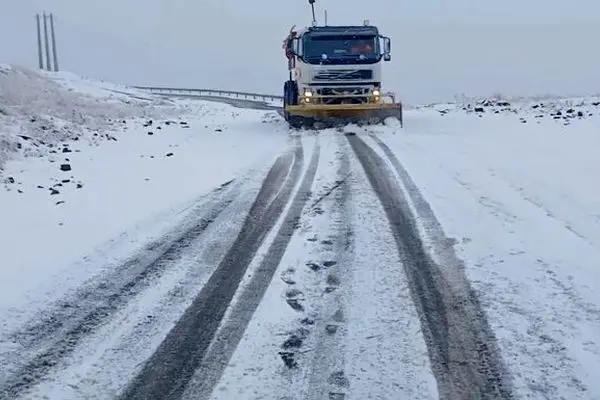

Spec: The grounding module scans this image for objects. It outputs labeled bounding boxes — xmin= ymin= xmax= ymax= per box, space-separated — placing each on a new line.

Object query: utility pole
xmin=49 ymin=14 xmax=59 ymax=71
xmin=35 ymin=13 xmax=60 ymax=71
xmin=43 ymin=13 xmax=52 ymax=70
xmin=36 ymin=14 xmax=44 ymax=69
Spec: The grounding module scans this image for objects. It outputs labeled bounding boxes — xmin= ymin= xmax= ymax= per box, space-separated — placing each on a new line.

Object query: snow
xmin=0 ymin=65 xmax=177 ymax=170
xmin=205 ymin=131 xmax=437 ymax=399
xmin=0 ymin=65 xmax=289 ymax=338
xmin=2 ymin=63 xmax=600 ymax=399
xmin=368 ymin=98 xmax=600 ymax=398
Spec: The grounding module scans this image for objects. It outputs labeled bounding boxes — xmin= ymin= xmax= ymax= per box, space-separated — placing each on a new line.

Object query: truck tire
xmin=283 ymin=80 xmax=299 ymax=126
xmin=284 ymin=80 xmax=298 ymax=105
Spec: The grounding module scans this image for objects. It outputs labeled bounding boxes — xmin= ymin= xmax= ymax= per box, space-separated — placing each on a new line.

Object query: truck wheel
xmin=284 ymin=80 xmax=298 ymax=105
xmin=288 ymin=116 xmax=304 ymax=129
xmin=283 ymin=81 xmax=299 ymax=126
xmin=283 ymin=82 xmax=289 ymax=121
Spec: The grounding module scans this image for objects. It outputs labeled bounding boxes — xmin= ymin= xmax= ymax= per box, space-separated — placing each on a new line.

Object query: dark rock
xmin=61 ymin=179 xmax=70 ymax=183
xmin=306 ymin=262 xmax=321 ymax=271
xmin=278 ymin=351 xmax=298 ymax=368
xmin=300 ymin=317 xmax=315 ymax=325
xmin=56 ymin=200 xmax=65 ymax=205
xmin=474 ymin=107 xmax=485 ymax=113
xmin=147 ymin=131 xmax=154 ymax=135
xmin=286 ymin=288 xmax=303 ymax=298
xmin=6 ymin=176 xmax=14 ymax=184
xmin=50 ymin=188 xmax=60 ymax=195
xmin=286 ymin=298 xmax=304 ymax=311
xmin=282 ymin=335 xmax=303 ymax=349
xmin=166 ymin=152 xmax=174 ymax=157
xmin=577 ymin=111 xmax=584 ymax=117
xmin=60 ymin=164 xmax=71 ymax=171
xmin=323 ymin=261 xmax=337 ymax=267
xmin=325 ymin=324 xmax=338 ymax=334
xmin=76 ymin=183 xmax=83 ymax=189
xmin=215 ymin=128 xmax=222 ymax=132
xmin=62 ymin=147 xmax=72 ymax=153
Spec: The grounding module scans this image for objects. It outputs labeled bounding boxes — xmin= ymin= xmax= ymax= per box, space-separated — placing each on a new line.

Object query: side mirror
xmin=379 ymin=35 xmax=391 ymax=61
xmin=294 ymin=37 xmax=303 ymax=56
xmin=383 ymin=36 xmax=391 ymax=54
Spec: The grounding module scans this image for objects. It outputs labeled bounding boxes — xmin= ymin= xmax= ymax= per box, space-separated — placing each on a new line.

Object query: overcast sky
xmin=1 ymin=0 xmax=599 ymax=104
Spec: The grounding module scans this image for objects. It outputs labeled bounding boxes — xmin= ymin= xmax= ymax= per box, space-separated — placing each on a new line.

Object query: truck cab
xmin=284 ymin=22 xmax=392 ymax=106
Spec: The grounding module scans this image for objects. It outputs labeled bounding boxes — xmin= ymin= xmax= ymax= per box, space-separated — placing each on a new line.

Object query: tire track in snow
xmin=180 ymin=135 xmax=320 ymax=399
xmin=0 ymin=179 xmax=242 ymax=399
xmin=347 ymin=133 xmax=513 ymax=400
xmin=120 ymin=137 xmax=305 ymax=400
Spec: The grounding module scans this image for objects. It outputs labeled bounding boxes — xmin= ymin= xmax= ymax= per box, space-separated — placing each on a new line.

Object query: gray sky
xmin=2 ymin=0 xmax=599 ymax=104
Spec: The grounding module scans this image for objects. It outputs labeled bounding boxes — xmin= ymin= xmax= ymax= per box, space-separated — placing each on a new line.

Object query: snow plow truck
xmin=282 ymin=0 xmax=403 ymax=129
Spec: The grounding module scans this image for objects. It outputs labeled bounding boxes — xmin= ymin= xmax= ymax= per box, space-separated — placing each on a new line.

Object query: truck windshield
xmin=303 ymin=35 xmax=378 ymax=59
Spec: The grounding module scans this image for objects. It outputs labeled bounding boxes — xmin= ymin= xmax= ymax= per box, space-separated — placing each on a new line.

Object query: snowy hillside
xmin=0 ymin=64 xmax=201 ymax=170
xmin=1 ymin=66 xmax=599 ymax=400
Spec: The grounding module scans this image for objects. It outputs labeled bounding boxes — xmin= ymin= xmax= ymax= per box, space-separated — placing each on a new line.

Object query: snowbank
xmin=0 ymin=64 xmax=182 ymax=171
xmin=419 ymin=93 xmax=600 ymax=123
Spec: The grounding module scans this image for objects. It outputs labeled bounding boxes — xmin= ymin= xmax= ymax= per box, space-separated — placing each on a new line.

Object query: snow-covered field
xmin=0 ymin=65 xmax=288 ymax=338
xmin=1 ymin=65 xmax=599 ymax=399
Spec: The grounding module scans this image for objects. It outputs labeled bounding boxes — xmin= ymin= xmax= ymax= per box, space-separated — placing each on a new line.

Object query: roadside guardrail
xmin=132 ymin=86 xmax=283 ymax=102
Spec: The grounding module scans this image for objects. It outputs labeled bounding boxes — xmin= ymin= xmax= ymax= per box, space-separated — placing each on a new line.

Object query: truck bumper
xmin=284 ymin=102 xmax=402 ymax=128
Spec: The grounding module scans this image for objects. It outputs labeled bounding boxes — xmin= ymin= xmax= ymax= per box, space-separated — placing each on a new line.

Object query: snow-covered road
xmin=1 ymin=67 xmax=599 ymax=399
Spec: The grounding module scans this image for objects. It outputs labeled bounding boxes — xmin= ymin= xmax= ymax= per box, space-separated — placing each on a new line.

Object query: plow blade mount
xmin=284 ymin=102 xmax=403 ymax=129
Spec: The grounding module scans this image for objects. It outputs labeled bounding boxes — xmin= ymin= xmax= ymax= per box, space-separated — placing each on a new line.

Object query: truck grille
xmin=317 ymin=87 xmax=369 ymax=96
xmin=316 ymin=87 xmax=371 ymax=104
xmin=313 ymin=69 xmax=373 ymax=81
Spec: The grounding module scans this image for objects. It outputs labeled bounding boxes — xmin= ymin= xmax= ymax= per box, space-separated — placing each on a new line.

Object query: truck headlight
xmin=372 ymin=89 xmax=380 ymax=96
xmin=304 ymin=89 xmax=313 ymax=97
